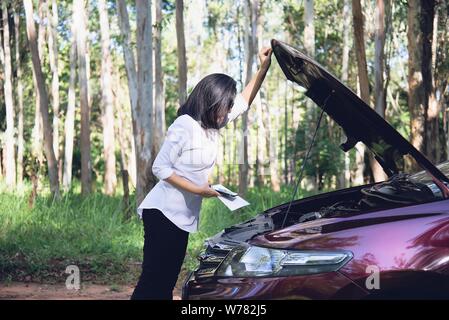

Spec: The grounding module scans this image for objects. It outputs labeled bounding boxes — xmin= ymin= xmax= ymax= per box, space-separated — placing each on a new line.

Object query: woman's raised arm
xmin=241 ymin=47 xmax=273 ymax=106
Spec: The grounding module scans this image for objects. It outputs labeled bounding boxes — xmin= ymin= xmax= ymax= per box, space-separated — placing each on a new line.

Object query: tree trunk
xmin=114 ymin=71 xmax=131 ymax=219
xmin=339 ymin=0 xmax=351 ymax=188
xmin=24 ymin=0 xmax=60 ymax=199
xmin=176 ymin=0 xmax=187 ymax=106
xmin=374 ymin=0 xmax=388 ymax=119
xmin=304 ymin=0 xmax=315 ymax=58
xmin=284 ymin=79 xmax=289 ymax=185
xmin=63 ymin=3 xmax=77 ymax=191
xmin=255 ymin=94 xmax=265 ymax=186
xmin=0 ymin=35 xmax=3 ymax=180
xmin=116 ymin=0 xmax=138 ymax=191
xmin=352 ymin=0 xmax=369 ymax=184
xmin=116 ymin=0 xmax=138 ymax=136
xmin=74 ymin=0 xmax=92 ymax=195
xmin=265 ymin=81 xmax=280 ymax=192
xmin=115 ymin=88 xmax=128 ymax=187
xmin=256 ymin=1 xmax=277 ymax=191
xmin=154 ymin=0 xmax=166 ymax=153
xmin=421 ymin=1 xmax=437 ymax=163
xmin=407 ymin=0 xmax=426 ymax=172
xmin=372 ymin=0 xmax=388 ymax=181
xmin=112 ymin=63 xmax=137 ymax=188
xmin=117 ymin=0 xmax=155 ymax=205
xmin=235 ymin=1 xmax=244 ymax=187
xmin=2 ymin=3 xmax=16 ymax=187
xmin=352 ymin=0 xmax=370 ymax=104
xmin=84 ymin=9 xmax=92 ymax=116
xmin=47 ymin=0 xmax=60 ymax=167
xmin=430 ymin=2 xmax=440 ymax=163
xmin=32 ymin=0 xmax=45 ymax=171
xmin=13 ymin=5 xmax=24 ymax=186
xmin=239 ymin=0 xmax=256 ymax=196
xmin=98 ymin=0 xmax=117 ymax=195
xmin=136 ymin=0 xmax=155 ymax=203
xmin=254 ymin=0 xmax=265 ymax=187
xmin=303 ymin=0 xmax=318 ymax=191
xmin=433 ymin=2 xmax=449 ymax=162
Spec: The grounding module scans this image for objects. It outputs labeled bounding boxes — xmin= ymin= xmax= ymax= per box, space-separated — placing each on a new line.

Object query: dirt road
xmin=0 ymin=282 xmax=182 ymax=300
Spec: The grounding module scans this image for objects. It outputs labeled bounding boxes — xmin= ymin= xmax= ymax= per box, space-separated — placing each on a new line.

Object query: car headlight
xmin=215 ymin=245 xmax=353 ymax=277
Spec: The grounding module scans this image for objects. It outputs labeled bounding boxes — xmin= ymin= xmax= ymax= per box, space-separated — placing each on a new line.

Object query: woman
xmin=131 ymin=46 xmax=273 ymax=300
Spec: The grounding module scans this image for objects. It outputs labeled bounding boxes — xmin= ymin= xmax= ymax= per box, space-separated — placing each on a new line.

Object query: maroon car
xmin=182 ymin=39 xmax=449 ymax=300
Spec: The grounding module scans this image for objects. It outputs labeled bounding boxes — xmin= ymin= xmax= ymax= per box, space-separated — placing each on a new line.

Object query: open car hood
xmin=271 ymin=38 xmax=449 ymax=185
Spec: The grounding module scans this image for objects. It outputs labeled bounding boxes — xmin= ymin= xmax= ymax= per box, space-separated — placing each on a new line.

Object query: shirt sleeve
xmin=152 ymin=117 xmax=190 ymax=180
xmin=225 ymin=93 xmax=249 ymax=125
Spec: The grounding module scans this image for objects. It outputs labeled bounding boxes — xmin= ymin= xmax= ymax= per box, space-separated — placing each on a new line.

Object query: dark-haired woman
xmin=131 ymin=47 xmax=272 ymax=300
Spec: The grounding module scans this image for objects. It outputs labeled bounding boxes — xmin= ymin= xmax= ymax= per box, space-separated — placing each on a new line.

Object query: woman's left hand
xmin=196 ymin=183 xmax=220 ymax=198
xmin=258 ymin=47 xmax=272 ymax=70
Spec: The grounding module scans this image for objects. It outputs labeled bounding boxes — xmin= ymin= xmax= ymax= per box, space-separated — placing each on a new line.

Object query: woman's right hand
xmin=196 ymin=183 xmax=220 ymax=198
xmin=258 ymin=47 xmax=272 ymax=70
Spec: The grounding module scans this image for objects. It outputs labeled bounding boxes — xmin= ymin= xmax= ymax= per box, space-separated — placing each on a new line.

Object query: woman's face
xmin=217 ymin=108 xmax=232 ymax=129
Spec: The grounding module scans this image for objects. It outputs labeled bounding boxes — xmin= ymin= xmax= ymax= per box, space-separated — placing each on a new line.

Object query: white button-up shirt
xmin=137 ymin=93 xmax=249 ymax=233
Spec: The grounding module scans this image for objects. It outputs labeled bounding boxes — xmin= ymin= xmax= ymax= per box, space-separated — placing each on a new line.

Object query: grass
xmin=0 ymin=179 xmax=301 ymax=285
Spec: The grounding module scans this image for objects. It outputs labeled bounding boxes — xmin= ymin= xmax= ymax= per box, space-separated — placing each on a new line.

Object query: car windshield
xmin=411 ymin=160 xmax=449 ymax=198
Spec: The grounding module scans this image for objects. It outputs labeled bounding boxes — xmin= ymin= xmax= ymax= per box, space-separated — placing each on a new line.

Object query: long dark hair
xmin=177 ymin=73 xmax=237 ymax=129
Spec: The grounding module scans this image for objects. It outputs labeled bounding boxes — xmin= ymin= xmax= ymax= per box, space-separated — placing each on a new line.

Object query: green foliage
xmin=0 ymin=179 xmax=299 ymax=283
xmin=0 ymin=179 xmax=142 ymax=284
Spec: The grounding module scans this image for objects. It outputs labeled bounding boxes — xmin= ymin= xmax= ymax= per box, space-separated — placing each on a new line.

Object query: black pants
xmin=131 ymin=208 xmax=189 ymax=300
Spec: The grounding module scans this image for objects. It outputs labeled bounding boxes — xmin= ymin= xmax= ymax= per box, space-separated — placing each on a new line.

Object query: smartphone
xmin=211 ymin=184 xmax=238 ymax=198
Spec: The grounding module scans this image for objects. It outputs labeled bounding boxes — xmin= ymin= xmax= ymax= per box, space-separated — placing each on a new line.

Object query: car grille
xmin=193 ymin=240 xmax=239 ymax=280
xmin=191 ymin=214 xmax=275 ymax=281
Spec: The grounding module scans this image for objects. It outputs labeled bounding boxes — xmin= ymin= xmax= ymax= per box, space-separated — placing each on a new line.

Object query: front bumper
xmin=182 ymin=271 xmax=366 ymax=300
xmin=182 ymin=213 xmax=364 ymax=300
